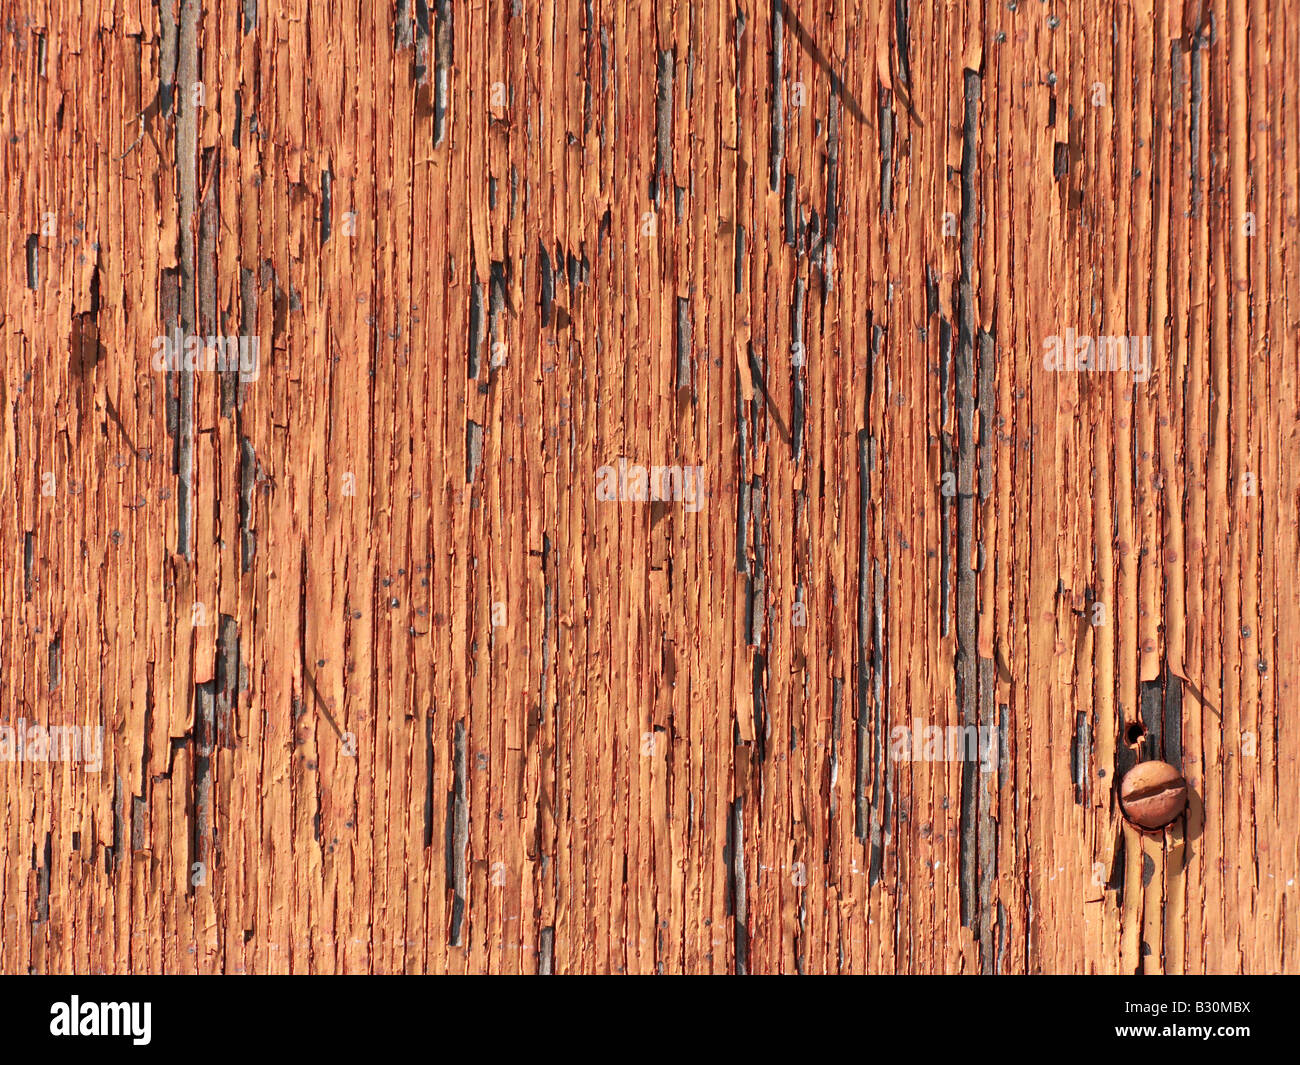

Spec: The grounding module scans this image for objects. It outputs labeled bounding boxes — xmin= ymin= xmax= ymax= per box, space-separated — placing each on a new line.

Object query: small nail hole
xmin=1125 ymin=723 xmax=1146 ymax=745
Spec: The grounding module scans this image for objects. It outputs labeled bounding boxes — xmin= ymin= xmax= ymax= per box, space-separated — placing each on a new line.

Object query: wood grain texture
xmin=1 ymin=0 xmax=1296 ymax=974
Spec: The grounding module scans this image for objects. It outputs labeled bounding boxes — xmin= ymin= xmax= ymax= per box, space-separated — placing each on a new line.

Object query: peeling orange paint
xmin=0 ymin=1 xmax=1296 ymax=974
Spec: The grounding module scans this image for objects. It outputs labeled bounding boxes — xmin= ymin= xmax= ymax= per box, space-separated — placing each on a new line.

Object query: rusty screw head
xmin=1119 ymin=761 xmax=1188 ymax=829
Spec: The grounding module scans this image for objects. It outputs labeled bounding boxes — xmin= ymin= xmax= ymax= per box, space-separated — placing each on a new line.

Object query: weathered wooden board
xmin=1 ymin=0 xmax=1296 ymax=974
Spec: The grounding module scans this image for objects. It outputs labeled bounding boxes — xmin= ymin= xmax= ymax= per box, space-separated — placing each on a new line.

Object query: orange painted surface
xmin=1 ymin=1 xmax=1296 ymax=973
